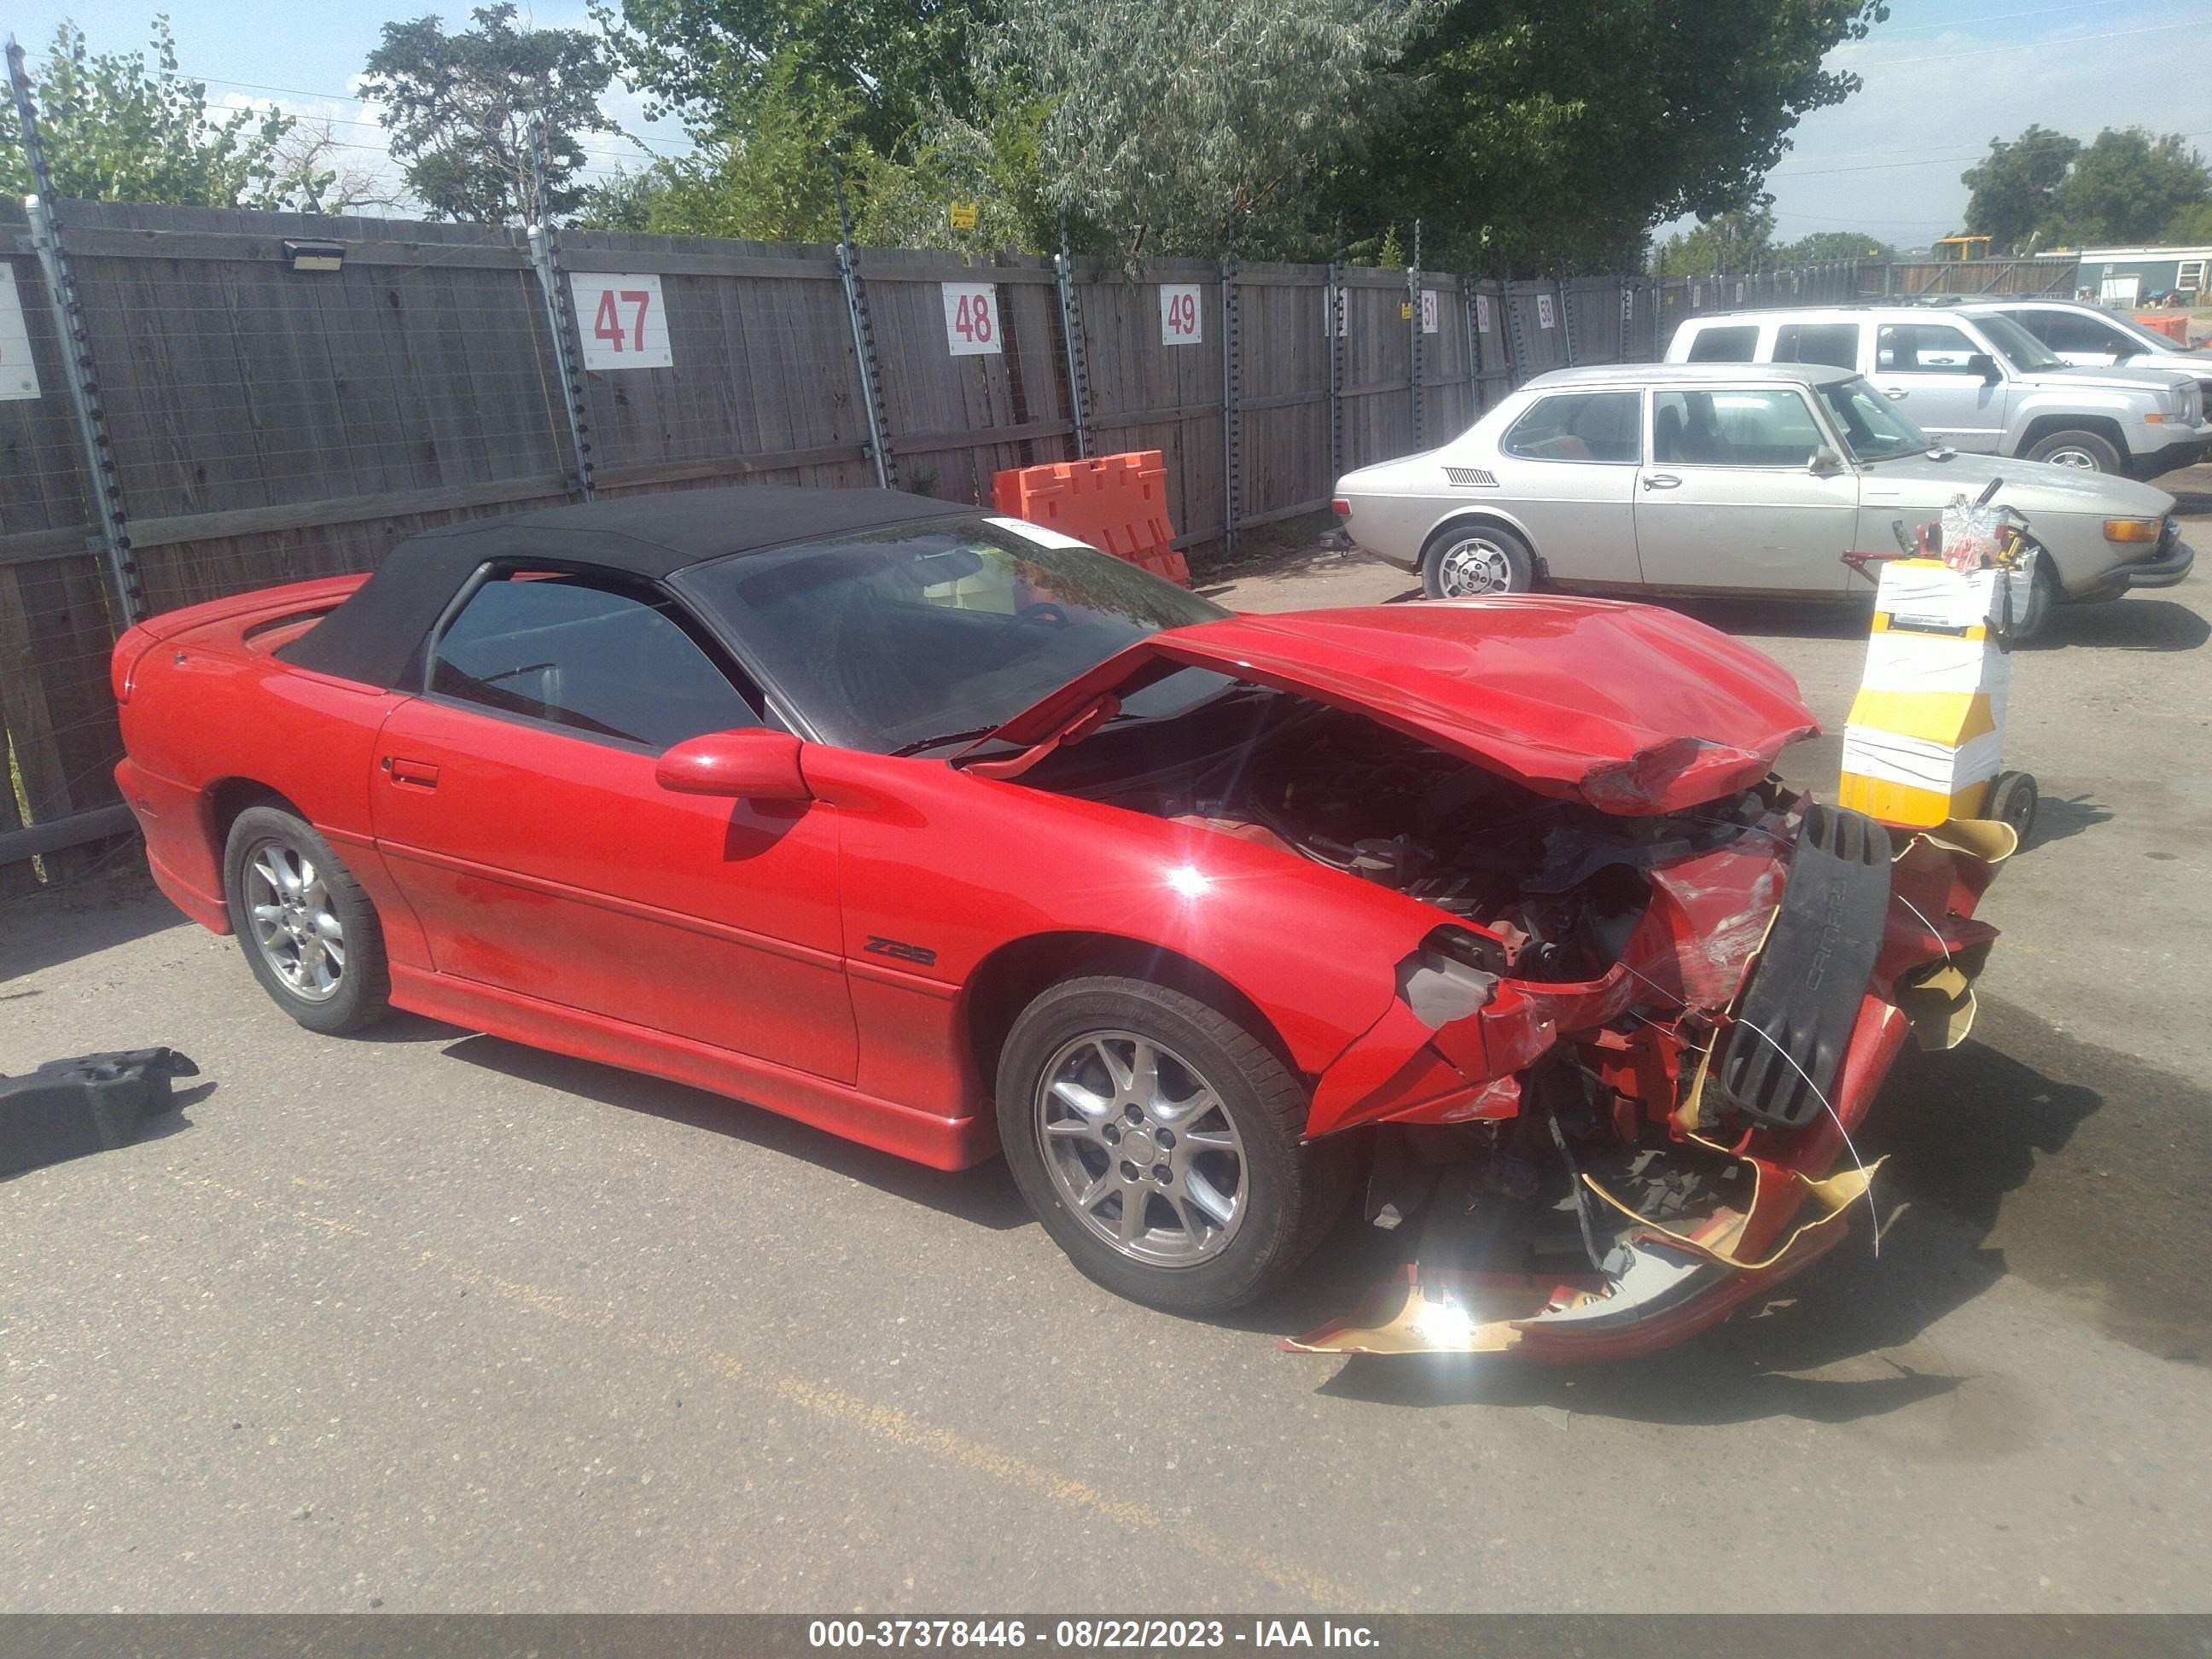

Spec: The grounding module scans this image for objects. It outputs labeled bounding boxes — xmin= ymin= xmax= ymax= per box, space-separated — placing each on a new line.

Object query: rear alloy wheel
xmin=224 ymin=805 xmax=391 ymax=1035
xmin=997 ymin=976 xmax=1348 ymax=1313
xmin=2024 ymin=429 xmax=2122 ymax=474
xmin=1422 ymin=523 xmax=1535 ymax=600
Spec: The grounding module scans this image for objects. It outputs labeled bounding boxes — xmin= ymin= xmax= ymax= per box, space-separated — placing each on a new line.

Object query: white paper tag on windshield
xmin=987 ymin=515 xmax=1094 ymax=551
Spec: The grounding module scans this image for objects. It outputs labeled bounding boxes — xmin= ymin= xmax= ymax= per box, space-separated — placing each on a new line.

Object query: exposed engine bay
xmin=1022 ymin=683 xmax=2012 ymax=1359
xmin=1045 ymin=695 xmax=1781 ymax=985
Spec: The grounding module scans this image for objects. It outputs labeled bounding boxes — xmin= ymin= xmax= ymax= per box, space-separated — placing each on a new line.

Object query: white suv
xmin=1667 ymin=305 xmax=2209 ymax=478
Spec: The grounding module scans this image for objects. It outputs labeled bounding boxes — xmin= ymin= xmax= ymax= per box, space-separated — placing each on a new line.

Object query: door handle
xmin=383 ymin=756 xmax=440 ymax=789
xmin=1883 ymin=388 xmax=1908 ymax=400
xmin=1641 ymin=474 xmax=1682 ymax=491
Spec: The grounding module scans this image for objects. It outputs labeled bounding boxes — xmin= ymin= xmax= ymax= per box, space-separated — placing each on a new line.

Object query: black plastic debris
xmin=1 ymin=1048 xmax=200 ymax=1178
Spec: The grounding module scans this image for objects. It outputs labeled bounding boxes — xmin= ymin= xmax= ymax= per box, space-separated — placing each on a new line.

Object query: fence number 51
xmin=942 ymin=282 xmax=1002 ymax=356
xmin=1160 ymin=283 xmax=1202 ymax=346
xmin=569 ymin=274 xmax=672 ymax=370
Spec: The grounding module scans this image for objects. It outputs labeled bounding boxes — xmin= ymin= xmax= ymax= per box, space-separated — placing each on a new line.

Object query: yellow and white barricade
xmin=1837 ymin=558 xmax=2019 ymax=829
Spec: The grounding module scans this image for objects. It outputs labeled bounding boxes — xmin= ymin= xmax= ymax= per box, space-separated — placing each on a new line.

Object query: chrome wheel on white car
xmin=1421 ymin=524 xmax=1535 ymax=600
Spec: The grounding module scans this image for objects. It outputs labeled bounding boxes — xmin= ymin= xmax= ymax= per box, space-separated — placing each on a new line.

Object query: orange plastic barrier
xmin=2133 ymin=311 xmax=2190 ymax=343
xmin=991 ymin=451 xmax=1190 ymax=585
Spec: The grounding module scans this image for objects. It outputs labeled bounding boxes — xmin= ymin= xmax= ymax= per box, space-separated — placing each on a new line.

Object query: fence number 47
xmin=1161 ymin=283 xmax=1202 ymax=346
xmin=569 ymin=274 xmax=672 ymax=370
xmin=942 ymin=282 xmax=1002 ymax=356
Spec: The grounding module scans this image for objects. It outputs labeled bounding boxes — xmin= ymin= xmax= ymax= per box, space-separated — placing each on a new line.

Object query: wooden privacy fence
xmin=6 ymin=199 xmax=1764 ymax=874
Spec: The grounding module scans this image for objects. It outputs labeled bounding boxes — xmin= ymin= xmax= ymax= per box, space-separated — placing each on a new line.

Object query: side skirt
xmin=387 ymin=965 xmax=999 ymax=1172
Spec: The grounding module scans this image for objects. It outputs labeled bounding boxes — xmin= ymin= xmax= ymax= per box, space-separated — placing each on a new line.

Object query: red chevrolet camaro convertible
xmin=113 ymin=486 xmax=2009 ymax=1357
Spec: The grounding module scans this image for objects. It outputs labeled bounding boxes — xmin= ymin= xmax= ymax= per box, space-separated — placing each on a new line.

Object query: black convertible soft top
xmin=282 ymin=485 xmax=965 ymax=690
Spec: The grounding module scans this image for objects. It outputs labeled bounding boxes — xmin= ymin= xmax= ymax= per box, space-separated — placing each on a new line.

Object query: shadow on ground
xmin=0 ymin=874 xmax=179 ymax=987
xmin=2021 ymin=597 xmax=2209 ymax=654
xmin=439 ymin=1033 xmax=1033 ymax=1231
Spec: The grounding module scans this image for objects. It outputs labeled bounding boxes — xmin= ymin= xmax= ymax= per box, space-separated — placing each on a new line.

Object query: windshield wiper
xmin=889 ymin=725 xmax=1003 ymax=758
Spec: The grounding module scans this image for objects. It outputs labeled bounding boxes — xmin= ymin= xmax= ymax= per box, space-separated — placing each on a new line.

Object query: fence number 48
xmin=942 ymin=282 xmax=1002 ymax=356
xmin=569 ymin=274 xmax=672 ymax=370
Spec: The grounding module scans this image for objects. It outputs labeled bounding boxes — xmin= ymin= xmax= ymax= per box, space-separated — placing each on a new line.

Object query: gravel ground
xmin=3 ymin=469 xmax=2209 ymax=1614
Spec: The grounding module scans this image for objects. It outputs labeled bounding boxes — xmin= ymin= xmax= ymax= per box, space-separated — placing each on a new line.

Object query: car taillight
xmin=1331 ymin=498 xmax=1351 ymax=518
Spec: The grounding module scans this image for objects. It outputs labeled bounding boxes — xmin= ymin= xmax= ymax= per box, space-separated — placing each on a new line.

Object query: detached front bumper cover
xmin=1 ymin=1047 xmax=199 ymax=1178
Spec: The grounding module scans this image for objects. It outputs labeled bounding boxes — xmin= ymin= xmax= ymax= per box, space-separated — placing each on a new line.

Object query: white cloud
xmin=1667 ymin=3 xmax=2212 ymax=252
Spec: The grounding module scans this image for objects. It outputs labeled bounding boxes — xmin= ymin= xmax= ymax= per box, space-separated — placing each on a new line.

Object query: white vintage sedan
xmin=1332 ymin=362 xmax=2193 ymax=636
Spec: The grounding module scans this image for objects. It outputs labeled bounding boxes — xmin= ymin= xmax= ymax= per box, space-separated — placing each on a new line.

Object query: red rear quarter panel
xmin=114 ymin=576 xmax=416 ymax=947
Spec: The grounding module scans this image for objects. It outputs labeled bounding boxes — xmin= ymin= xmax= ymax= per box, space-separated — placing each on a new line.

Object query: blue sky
xmin=9 ymin=0 xmax=2211 ymax=251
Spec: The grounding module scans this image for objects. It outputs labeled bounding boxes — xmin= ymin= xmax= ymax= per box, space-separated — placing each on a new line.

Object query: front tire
xmin=1421 ymin=523 xmax=1535 ymax=599
xmin=2023 ymin=429 xmax=2122 ymax=474
xmin=224 ymin=805 xmax=392 ymax=1035
xmin=997 ymin=976 xmax=1346 ymax=1314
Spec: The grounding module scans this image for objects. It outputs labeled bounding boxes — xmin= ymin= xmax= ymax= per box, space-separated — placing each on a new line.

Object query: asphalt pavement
xmin=3 ymin=469 xmax=2209 ymax=1614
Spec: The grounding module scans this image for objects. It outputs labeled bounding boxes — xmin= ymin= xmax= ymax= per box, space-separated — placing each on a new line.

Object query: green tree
xmin=1657 ymin=208 xmax=1776 ymax=276
xmin=0 ymin=18 xmax=311 ymax=207
xmin=1960 ymin=125 xmax=2079 ymax=251
xmin=1355 ymin=0 xmax=1889 ymax=276
xmin=595 ymin=0 xmax=984 ymax=155
xmin=2165 ymin=201 xmax=2212 ymax=245
xmin=2046 ymin=129 xmax=2210 ymax=247
xmin=360 ymin=3 xmax=620 ymax=223
xmin=964 ymin=0 xmax=1436 ymax=260
xmin=1777 ymin=230 xmax=1892 ymax=264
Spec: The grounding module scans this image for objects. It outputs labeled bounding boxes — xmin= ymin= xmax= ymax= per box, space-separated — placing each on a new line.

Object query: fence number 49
xmin=1161 ymin=283 xmax=1202 ymax=346
xmin=569 ymin=274 xmax=672 ymax=370
xmin=942 ymin=282 xmax=1002 ymax=356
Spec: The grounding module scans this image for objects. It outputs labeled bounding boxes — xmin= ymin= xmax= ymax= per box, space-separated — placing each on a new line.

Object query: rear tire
xmin=997 ymin=976 xmax=1348 ymax=1314
xmin=224 ymin=805 xmax=392 ymax=1035
xmin=1422 ymin=523 xmax=1535 ymax=599
xmin=2006 ymin=544 xmax=2058 ymax=642
xmin=2023 ymin=429 xmax=2122 ymax=474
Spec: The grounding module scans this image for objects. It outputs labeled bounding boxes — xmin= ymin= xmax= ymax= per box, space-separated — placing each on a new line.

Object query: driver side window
xmin=431 ymin=570 xmax=761 ymax=751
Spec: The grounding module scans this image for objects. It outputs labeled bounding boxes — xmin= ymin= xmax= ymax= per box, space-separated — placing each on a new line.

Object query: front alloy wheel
xmin=1035 ymin=1030 xmax=1248 ymax=1266
xmin=997 ymin=976 xmax=1350 ymax=1314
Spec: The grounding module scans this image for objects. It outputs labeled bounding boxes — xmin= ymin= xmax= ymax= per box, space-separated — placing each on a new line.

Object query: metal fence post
xmin=829 ymin=149 xmax=897 ymax=490
xmin=1557 ymin=271 xmax=1575 ymax=368
xmin=1051 ymin=221 xmax=1092 ymax=461
xmin=1325 ymin=254 xmax=1343 ymax=482
xmin=1502 ymin=277 xmax=1526 ymax=389
xmin=9 ymin=40 xmax=145 ymax=623
xmin=1220 ymin=245 xmax=1242 ymax=551
xmin=524 ymin=119 xmax=595 ymax=500
xmin=1406 ymin=218 xmax=1423 ymax=448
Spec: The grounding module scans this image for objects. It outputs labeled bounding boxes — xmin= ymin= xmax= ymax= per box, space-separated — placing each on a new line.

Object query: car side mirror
xmin=656 ymin=728 xmax=812 ymax=802
xmin=1808 ymin=445 xmax=1846 ymax=475
xmin=1967 ymin=352 xmax=2001 ymax=383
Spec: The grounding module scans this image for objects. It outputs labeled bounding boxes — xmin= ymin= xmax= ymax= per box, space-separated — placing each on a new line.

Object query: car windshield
xmin=675 ymin=518 xmax=1234 ymax=753
xmin=1972 ymin=312 xmax=2066 ymax=373
xmin=2104 ymin=311 xmax=2185 ymax=355
xmin=1816 ymin=375 xmax=1934 ymax=461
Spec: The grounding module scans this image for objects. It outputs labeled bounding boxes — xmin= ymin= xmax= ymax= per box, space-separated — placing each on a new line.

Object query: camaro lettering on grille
xmin=864 ymin=935 xmax=938 ymax=967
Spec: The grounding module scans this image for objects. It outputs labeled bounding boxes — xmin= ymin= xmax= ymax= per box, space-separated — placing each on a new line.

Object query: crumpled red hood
xmin=987 ymin=597 xmax=1818 ymax=815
